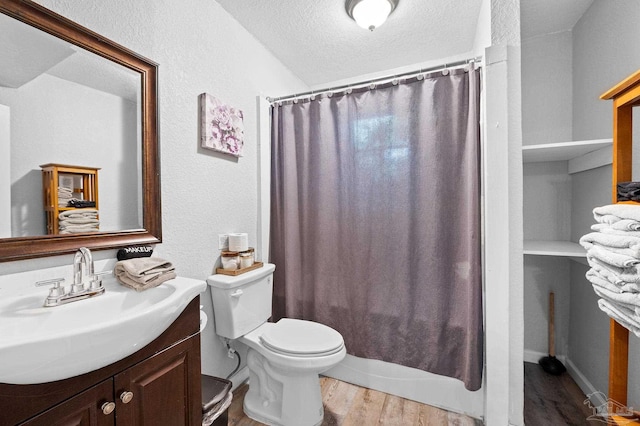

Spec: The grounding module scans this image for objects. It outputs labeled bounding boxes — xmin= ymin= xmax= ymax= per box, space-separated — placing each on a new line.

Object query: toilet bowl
xmin=207 ymin=263 xmax=346 ymax=426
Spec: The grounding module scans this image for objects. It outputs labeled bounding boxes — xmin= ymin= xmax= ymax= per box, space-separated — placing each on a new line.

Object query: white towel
xmin=591 ymin=223 xmax=640 ymax=237
xmin=594 ymin=204 xmax=640 ymax=224
xmin=589 ymin=273 xmax=640 ymax=306
xmin=586 ymin=245 xmax=640 ymax=268
xmin=597 ymin=299 xmax=640 ymax=338
xmin=588 ymin=255 xmax=640 ymax=285
xmin=59 ymin=226 xmax=100 ymax=234
xmin=587 ymin=269 xmax=624 ymax=294
xmin=59 ymin=218 xmax=100 ymax=225
xmin=59 ymin=209 xmax=99 ymax=219
xmin=580 ymin=232 xmax=640 ymax=258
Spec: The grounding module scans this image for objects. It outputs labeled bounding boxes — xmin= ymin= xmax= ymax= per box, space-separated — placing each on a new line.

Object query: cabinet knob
xmin=120 ymin=391 xmax=134 ymax=404
xmin=101 ymin=401 xmax=115 ymax=415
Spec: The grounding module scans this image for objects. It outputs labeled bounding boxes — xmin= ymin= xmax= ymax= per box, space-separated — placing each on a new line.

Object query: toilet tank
xmin=206 ymin=263 xmax=276 ymax=339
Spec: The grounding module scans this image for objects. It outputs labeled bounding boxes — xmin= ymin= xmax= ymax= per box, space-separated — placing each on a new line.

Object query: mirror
xmin=0 ymin=0 xmax=161 ymax=262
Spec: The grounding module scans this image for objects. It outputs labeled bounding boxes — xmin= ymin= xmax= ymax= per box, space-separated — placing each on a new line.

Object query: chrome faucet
xmin=73 ymin=247 xmax=94 ymax=293
xmin=36 ymin=247 xmax=109 ymax=307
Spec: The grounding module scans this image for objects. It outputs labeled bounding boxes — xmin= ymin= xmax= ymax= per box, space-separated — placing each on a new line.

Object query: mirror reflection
xmin=0 ymin=12 xmax=142 ymax=238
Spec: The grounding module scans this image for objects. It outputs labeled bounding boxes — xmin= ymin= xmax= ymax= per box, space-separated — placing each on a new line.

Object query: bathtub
xmin=324 ymin=354 xmax=484 ymax=420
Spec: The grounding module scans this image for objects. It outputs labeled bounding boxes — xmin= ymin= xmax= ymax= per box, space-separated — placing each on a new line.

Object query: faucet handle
xmin=36 ymin=278 xmax=66 ymax=299
xmin=89 ymin=270 xmax=112 ymax=291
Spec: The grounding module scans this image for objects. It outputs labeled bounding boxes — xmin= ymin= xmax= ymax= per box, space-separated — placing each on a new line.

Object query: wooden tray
xmin=216 ymin=261 xmax=264 ymax=276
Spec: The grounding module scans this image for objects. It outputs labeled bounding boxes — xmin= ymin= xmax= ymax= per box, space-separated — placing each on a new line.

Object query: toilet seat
xmin=259 ymin=318 xmax=344 ymax=358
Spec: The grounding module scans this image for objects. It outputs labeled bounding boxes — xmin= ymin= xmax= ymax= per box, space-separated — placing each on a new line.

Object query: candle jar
xmin=220 ymin=251 xmax=239 ymax=270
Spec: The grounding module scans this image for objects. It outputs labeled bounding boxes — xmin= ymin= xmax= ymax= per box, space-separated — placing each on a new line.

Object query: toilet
xmin=207 ymin=263 xmax=346 ymax=426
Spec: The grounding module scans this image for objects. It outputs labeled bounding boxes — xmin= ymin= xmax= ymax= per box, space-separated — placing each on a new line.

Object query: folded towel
xmin=586 ymin=245 xmax=640 ymax=268
xmin=591 ymin=223 xmax=640 ymax=236
xmin=593 ymin=204 xmax=640 ymax=224
xmin=580 ymin=232 xmax=640 ymax=258
xmin=59 ymin=209 xmax=99 ymax=219
xmin=59 ymin=218 xmax=100 ymax=225
xmin=59 ymin=226 xmax=100 ymax=234
xmin=598 ymin=299 xmax=640 ymax=338
xmin=589 ymin=272 xmax=640 ymax=306
xmin=586 ymin=269 xmax=624 ymax=294
xmin=114 ymin=257 xmax=176 ymax=291
xmin=587 ymin=255 xmax=640 ymax=285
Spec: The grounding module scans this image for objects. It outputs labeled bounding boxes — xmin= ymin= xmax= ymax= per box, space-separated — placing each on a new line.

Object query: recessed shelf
xmin=523 ymin=240 xmax=586 ymax=258
xmin=523 ymin=139 xmax=612 ymax=163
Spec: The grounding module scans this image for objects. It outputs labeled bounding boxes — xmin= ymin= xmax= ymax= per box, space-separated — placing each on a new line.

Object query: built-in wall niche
xmin=522 ymin=138 xmax=612 ymax=258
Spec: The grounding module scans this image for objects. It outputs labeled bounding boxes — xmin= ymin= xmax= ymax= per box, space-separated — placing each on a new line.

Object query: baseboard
xmin=564 ymin=358 xmax=607 ymax=411
xmin=524 ymin=349 xmax=606 ymax=411
xmin=523 ymin=349 xmax=566 ymax=365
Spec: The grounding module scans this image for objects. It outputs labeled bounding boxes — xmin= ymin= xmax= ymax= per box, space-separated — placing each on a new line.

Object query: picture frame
xmin=199 ymin=93 xmax=244 ymax=157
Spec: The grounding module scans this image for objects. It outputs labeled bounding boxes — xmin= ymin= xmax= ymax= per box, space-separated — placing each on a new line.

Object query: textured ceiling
xmin=216 ymin=0 xmax=482 ymax=87
xmin=217 ymin=0 xmax=596 ymax=87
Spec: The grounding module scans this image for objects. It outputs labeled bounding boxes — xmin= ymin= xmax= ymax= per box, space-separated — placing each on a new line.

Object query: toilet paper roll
xmin=200 ymin=310 xmax=208 ymax=332
xmin=228 ymin=233 xmax=249 ymax=252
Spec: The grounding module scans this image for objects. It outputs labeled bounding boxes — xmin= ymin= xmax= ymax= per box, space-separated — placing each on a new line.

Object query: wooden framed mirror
xmin=0 ymin=0 xmax=161 ymax=262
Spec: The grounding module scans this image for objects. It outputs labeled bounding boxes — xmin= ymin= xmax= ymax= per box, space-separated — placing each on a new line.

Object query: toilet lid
xmin=259 ymin=318 xmax=344 ymax=357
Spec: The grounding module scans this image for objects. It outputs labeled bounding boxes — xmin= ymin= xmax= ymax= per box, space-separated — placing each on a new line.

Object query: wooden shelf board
xmin=523 ymin=240 xmax=586 ymax=258
xmin=523 ymin=139 xmax=612 ymax=163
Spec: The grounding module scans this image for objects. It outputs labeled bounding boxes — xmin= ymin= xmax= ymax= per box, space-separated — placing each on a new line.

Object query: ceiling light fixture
xmin=346 ymin=0 xmax=399 ymax=31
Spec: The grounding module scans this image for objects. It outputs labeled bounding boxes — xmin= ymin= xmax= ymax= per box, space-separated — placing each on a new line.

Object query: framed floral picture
xmin=200 ymin=93 xmax=244 ymax=157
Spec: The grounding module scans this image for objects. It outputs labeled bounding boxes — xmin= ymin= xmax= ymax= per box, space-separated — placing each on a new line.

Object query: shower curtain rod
xmin=268 ymin=56 xmax=483 ymax=104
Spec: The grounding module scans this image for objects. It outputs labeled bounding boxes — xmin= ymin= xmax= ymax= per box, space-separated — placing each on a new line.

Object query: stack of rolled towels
xmin=58 ymin=209 xmax=100 ymax=234
xmin=580 ymin=204 xmax=640 ymax=337
xmin=114 ymin=257 xmax=176 ymax=291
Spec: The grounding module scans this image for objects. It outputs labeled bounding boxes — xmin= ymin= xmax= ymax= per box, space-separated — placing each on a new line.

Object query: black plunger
xmin=539 ymin=292 xmax=566 ymax=375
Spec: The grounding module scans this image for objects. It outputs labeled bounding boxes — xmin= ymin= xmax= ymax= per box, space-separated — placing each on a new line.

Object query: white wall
xmin=521 ymin=31 xmax=573 ymax=146
xmin=0 ymin=74 xmax=139 ymax=236
xmin=571 ymin=0 xmax=640 ymax=406
xmin=520 ymin=30 xmax=573 ymax=364
xmin=0 ymin=105 xmax=10 ymax=237
xmin=1 ymin=0 xmax=309 ymax=380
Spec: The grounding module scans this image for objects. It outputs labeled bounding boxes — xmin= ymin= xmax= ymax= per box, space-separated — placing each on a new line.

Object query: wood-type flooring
xmin=227 ymin=376 xmax=481 ymax=425
xmin=227 ymin=364 xmax=605 ymax=425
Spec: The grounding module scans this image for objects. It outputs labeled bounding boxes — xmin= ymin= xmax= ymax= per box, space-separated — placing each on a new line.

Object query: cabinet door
xmin=19 ymin=379 xmax=114 ymax=426
xmin=114 ymin=335 xmax=202 ymax=426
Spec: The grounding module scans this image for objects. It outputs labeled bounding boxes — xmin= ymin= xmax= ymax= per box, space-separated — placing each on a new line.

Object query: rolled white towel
xmin=594 ymin=204 xmax=640 ymax=224
xmin=586 ymin=245 xmax=640 ymax=268
xmin=598 ymin=299 xmax=640 ymax=338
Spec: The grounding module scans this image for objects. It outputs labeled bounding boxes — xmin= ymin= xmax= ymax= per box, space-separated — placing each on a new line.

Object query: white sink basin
xmin=0 ymin=276 xmax=206 ymax=384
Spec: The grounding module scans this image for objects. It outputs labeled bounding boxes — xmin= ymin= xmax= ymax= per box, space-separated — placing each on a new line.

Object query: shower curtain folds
xmin=269 ymin=67 xmax=482 ymax=391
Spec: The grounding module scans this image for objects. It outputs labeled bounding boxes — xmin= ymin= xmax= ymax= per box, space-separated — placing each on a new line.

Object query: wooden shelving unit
xmin=600 ymin=68 xmax=640 ymax=422
xmin=40 ymin=163 xmax=100 ymax=235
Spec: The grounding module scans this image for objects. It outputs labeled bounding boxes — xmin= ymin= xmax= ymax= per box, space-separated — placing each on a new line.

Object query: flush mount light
xmin=346 ymin=0 xmax=399 ymax=31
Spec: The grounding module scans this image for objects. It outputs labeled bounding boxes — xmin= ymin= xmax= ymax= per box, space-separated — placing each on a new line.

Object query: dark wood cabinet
xmin=1 ymin=298 xmax=202 ymax=426
xmin=114 ymin=335 xmax=201 ymax=425
xmin=20 ymin=380 xmax=115 ymax=426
